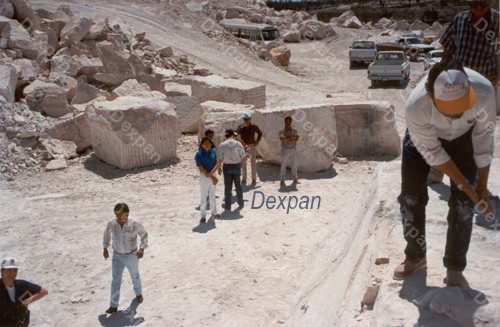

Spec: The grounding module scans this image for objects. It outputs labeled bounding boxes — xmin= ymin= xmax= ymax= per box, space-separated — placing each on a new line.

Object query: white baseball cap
xmin=433 ymin=69 xmax=476 ymax=115
xmin=1 ymin=257 xmax=19 ymax=269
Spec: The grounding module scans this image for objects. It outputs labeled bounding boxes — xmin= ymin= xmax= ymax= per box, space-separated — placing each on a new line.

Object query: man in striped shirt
xmin=440 ymin=0 xmax=499 ymax=84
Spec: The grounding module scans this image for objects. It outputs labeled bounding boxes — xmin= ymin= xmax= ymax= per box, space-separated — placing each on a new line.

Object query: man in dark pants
xmin=393 ymin=61 xmax=496 ymax=287
xmin=215 ymin=129 xmax=247 ymax=211
xmin=0 ymin=258 xmax=49 ymax=327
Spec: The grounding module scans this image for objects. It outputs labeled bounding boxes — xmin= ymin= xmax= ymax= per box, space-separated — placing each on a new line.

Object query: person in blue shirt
xmin=195 ymin=137 xmax=220 ymax=223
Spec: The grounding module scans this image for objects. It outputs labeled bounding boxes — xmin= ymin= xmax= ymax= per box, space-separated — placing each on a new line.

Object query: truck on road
xmin=368 ymin=51 xmax=411 ymax=87
xmin=349 ymin=40 xmax=377 ymax=68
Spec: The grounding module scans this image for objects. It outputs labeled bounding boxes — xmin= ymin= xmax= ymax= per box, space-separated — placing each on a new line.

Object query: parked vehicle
xmin=221 ymin=20 xmax=280 ymax=43
xmin=396 ymin=36 xmax=435 ymax=61
xmin=376 ymin=36 xmax=434 ymax=62
xmin=349 ymin=40 xmax=377 ymax=68
xmin=368 ymin=51 xmax=411 ymax=87
xmin=424 ymin=49 xmax=444 ymax=70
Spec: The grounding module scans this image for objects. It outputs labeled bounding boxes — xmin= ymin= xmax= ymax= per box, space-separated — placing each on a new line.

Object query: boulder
xmin=23 ymin=79 xmax=70 ymax=117
xmin=46 ymin=112 xmax=91 ymax=152
xmin=11 ymin=0 xmax=40 ymax=30
xmin=11 ymin=58 xmax=38 ymax=83
xmin=0 ymin=1 xmax=14 ymax=19
xmin=158 ymin=46 xmax=174 ymax=57
xmin=199 ymin=110 xmax=252 ymax=147
xmin=248 ymin=13 xmax=265 ymax=24
xmin=50 ymin=73 xmax=77 ymax=101
xmin=336 ymin=10 xmax=355 ymax=25
xmin=374 ymin=17 xmax=393 ymax=30
xmin=166 ymin=96 xmax=202 ymax=133
xmin=136 ymin=73 xmax=165 ymax=93
xmin=94 ymin=72 xmax=134 ymax=86
xmin=84 ymin=21 xmax=106 ymax=41
xmin=60 ymin=17 xmax=93 ymax=44
xmin=343 ymin=16 xmax=363 ymax=29
xmin=86 ymin=96 xmax=178 ymax=169
xmin=299 ymin=20 xmax=336 ymax=40
xmin=0 ymin=64 xmax=17 ymax=102
xmin=50 ymin=54 xmax=82 ymax=77
xmin=410 ymin=19 xmax=430 ymax=31
xmin=41 ymin=138 xmax=77 ymax=160
xmin=0 ymin=16 xmax=38 ymax=59
xmin=96 ymin=40 xmax=132 ymax=74
xmin=253 ymin=104 xmax=338 ymax=172
xmin=152 ymin=65 xmax=177 ymax=79
xmin=225 ymin=6 xmax=251 ymax=19
xmin=71 ymin=79 xmax=100 ymax=104
xmin=186 ymin=75 xmax=266 ymax=108
xmin=283 ymin=30 xmax=300 ymax=43
xmin=334 ymin=102 xmax=401 ymax=157
xmin=392 ymin=19 xmax=410 ymax=31
xmin=45 ymin=158 xmax=68 ymax=170
xmin=431 ymin=21 xmax=443 ymax=31
xmin=270 ymin=45 xmax=291 ymax=67
xmin=111 ymin=79 xmax=164 ymax=99
xmin=164 ymin=82 xmax=191 ymax=96
xmin=73 ymin=55 xmax=103 ymax=77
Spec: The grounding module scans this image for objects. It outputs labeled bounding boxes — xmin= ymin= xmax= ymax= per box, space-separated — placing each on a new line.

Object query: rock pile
xmin=0 ymin=0 xmax=206 ymax=179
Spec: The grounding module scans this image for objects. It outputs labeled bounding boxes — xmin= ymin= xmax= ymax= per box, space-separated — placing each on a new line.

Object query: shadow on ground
xmin=98 ymin=299 xmax=144 ymax=326
xmin=192 ymin=218 xmax=216 ymax=233
xmin=256 ymin=162 xmax=337 ymax=182
xmin=83 ymin=154 xmax=179 ymax=180
xmin=400 ymin=270 xmax=488 ymax=327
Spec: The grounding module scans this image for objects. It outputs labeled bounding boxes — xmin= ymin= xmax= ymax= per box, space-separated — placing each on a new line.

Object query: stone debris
xmin=0 ymin=64 xmax=17 ymax=103
xmin=374 ymin=257 xmax=390 ymax=265
xmin=45 ymin=158 xmax=68 ymax=171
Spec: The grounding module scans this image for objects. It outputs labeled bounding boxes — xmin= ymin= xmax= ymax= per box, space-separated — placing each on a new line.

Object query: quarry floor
xmin=1 ymin=0 xmax=500 ymax=326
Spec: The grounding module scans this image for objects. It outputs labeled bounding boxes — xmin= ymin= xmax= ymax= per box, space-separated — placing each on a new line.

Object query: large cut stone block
xmin=334 ymin=102 xmax=401 ymax=157
xmin=186 ymin=75 xmax=266 ymax=108
xmin=86 ymin=96 xmax=178 ymax=169
xmin=253 ymin=104 xmax=338 ymax=172
xmin=46 ymin=112 xmax=91 ymax=152
xmin=166 ymin=96 xmax=202 ymax=134
xmin=199 ymin=110 xmax=251 ymax=147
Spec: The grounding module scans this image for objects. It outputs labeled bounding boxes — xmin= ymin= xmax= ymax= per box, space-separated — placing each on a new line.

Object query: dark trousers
xmin=399 ymin=128 xmax=477 ymax=271
xmin=223 ymin=163 xmax=244 ymax=209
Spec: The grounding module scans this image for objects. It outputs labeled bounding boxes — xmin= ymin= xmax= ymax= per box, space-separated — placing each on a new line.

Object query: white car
xmin=368 ymin=51 xmax=411 ymax=87
xmin=424 ymin=50 xmax=444 ymax=70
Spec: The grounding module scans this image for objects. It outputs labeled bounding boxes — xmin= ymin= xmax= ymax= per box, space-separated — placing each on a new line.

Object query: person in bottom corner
xmin=0 ymin=258 xmax=48 ymax=327
xmin=103 ymin=203 xmax=148 ymax=314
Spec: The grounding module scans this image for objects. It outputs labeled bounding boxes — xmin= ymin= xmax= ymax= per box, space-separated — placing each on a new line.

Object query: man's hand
xmin=211 ymin=175 xmax=218 ymax=185
xmin=218 ymin=168 xmax=222 ymax=175
xmin=103 ymin=249 xmax=109 ymax=260
xmin=137 ymin=248 xmax=144 ymax=258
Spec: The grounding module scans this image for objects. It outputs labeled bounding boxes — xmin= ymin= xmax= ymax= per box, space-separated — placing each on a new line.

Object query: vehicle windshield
xmin=431 ymin=51 xmax=443 ymax=58
xmin=375 ymin=52 xmax=405 ymax=64
xmin=406 ymin=38 xmax=421 ymax=44
xmin=352 ymin=41 xmax=375 ymax=49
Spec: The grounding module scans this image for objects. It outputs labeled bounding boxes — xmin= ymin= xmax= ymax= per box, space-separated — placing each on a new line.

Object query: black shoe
xmin=251 ymin=180 xmax=257 ymax=185
xmin=222 ymin=203 xmax=230 ymax=211
xmin=200 ymin=217 xmax=207 ymax=224
xmin=242 ymin=180 xmax=247 ymax=185
xmin=237 ymin=204 xmax=244 ymax=210
xmin=106 ymin=307 xmax=118 ymax=314
xmin=136 ymin=295 xmax=144 ymax=303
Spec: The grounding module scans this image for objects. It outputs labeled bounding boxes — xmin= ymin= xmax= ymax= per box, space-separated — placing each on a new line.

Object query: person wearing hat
xmin=0 ymin=258 xmax=48 ymax=327
xmin=215 ymin=129 xmax=247 ymax=211
xmin=393 ymin=61 xmax=496 ymax=287
xmin=236 ymin=113 xmax=262 ymax=185
xmin=103 ymin=203 xmax=148 ymax=314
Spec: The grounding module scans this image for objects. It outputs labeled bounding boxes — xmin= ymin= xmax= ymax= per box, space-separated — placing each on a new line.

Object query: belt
xmin=114 ymin=248 xmax=137 ymax=255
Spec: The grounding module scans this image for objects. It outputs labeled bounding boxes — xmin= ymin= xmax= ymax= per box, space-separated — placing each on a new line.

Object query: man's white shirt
xmin=405 ymin=68 xmax=496 ymax=168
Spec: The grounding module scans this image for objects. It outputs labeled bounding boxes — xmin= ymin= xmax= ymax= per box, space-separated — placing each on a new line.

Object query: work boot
xmin=444 ymin=270 xmax=470 ymax=288
xmin=393 ymin=257 xmax=427 ymax=280
xmin=200 ymin=217 xmax=206 ymax=224
xmin=280 ymin=180 xmax=286 ymax=188
xmin=105 ymin=307 xmax=118 ymax=314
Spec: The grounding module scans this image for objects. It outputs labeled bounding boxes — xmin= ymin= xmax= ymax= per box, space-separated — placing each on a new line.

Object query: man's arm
xmin=439 ymin=18 xmax=455 ymax=62
xmin=22 ymin=288 xmax=48 ymax=306
xmin=433 ymin=160 xmax=479 ymax=203
xmin=103 ymin=222 xmax=111 ymax=259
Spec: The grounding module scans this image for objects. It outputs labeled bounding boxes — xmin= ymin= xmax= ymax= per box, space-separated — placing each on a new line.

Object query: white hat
xmin=433 ymin=69 xmax=476 ymax=115
xmin=1 ymin=258 xmax=19 ymax=269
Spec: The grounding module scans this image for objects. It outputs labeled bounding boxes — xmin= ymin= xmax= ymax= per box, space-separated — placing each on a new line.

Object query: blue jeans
xmin=223 ymin=163 xmax=243 ymax=209
xmin=110 ymin=252 xmax=142 ymax=306
xmin=399 ymin=128 xmax=476 ymax=271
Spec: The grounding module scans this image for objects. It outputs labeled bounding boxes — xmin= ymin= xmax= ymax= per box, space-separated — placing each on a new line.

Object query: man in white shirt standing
xmin=103 ymin=203 xmax=148 ymax=314
xmin=393 ymin=61 xmax=496 ymax=287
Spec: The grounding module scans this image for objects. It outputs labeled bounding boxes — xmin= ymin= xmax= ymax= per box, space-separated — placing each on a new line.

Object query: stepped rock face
xmin=166 ymin=96 xmax=202 ymax=134
xmin=186 ymin=75 xmax=266 ymax=108
xmin=334 ymin=102 xmax=401 ymax=158
xmin=253 ymin=104 xmax=338 ymax=173
xmin=86 ymin=96 xmax=178 ymax=169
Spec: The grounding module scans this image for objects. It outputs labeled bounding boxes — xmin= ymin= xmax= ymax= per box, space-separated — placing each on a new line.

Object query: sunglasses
xmin=469 ymin=1 xmax=489 ymax=8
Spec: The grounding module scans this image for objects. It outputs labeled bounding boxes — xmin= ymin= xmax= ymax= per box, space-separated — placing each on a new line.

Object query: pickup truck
xmin=368 ymin=51 xmax=411 ymax=87
xmin=377 ymin=36 xmax=434 ymax=61
xmin=349 ymin=40 xmax=376 ymax=68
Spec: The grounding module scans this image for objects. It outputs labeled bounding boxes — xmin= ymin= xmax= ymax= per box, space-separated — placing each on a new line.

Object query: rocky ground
xmin=1 ymin=0 xmax=499 ymax=326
